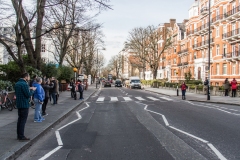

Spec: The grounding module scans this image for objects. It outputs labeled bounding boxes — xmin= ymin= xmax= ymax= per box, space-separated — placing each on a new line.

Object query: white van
xmin=129 ymin=77 xmax=141 ymax=89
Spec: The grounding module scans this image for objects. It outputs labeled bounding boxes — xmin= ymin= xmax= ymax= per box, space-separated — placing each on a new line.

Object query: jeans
xmin=17 ymin=108 xmax=29 ymax=139
xmin=232 ymin=89 xmax=236 ymax=97
xmin=79 ymin=91 xmax=83 ymax=99
xmin=51 ymin=92 xmax=57 ymax=104
xmin=182 ymin=90 xmax=186 ymax=96
xmin=34 ymin=99 xmax=43 ymax=121
xmin=42 ymin=97 xmax=49 ymax=114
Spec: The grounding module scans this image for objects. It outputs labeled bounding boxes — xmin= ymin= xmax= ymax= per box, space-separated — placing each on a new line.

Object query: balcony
xmin=200 ymin=7 xmax=209 ymax=16
xmin=222 ymin=28 xmax=240 ymax=43
xmin=192 ymin=38 xmax=214 ymax=50
xmin=196 ymin=22 xmax=211 ymax=35
xmin=177 ymin=62 xmax=189 ymax=68
xmin=223 ymin=52 xmax=240 ymax=61
xmin=211 ymin=14 xmax=223 ymax=25
xmin=177 ymin=49 xmax=188 ymax=57
xmin=187 ymin=30 xmax=194 ymax=36
xmin=223 ymin=6 xmax=240 ymax=21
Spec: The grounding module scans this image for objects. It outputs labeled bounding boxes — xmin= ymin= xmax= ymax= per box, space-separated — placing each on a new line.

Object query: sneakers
xmin=42 ymin=113 xmax=48 ymax=116
xmin=18 ymin=137 xmax=30 ymax=141
xmin=34 ymin=120 xmax=42 ymax=123
xmin=41 ymin=118 xmax=45 ymax=121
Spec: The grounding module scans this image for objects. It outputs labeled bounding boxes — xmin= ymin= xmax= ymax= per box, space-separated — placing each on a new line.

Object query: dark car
xmin=115 ymin=80 xmax=122 ymax=87
xmin=104 ymin=81 xmax=111 ymax=87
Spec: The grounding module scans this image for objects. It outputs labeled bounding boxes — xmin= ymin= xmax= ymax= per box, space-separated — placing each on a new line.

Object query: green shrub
xmin=0 ymin=80 xmax=13 ymax=91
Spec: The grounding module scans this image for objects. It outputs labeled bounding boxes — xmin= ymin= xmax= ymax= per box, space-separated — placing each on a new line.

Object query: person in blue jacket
xmin=33 ymin=77 xmax=45 ymax=122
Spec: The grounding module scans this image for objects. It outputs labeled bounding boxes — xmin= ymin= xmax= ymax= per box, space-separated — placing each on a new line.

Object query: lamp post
xmin=96 ymin=47 xmax=105 ymax=89
xmin=73 ymin=67 xmax=78 ymax=83
xmin=176 ymin=72 xmax=179 ymax=96
xmin=207 ymin=0 xmax=211 ymax=100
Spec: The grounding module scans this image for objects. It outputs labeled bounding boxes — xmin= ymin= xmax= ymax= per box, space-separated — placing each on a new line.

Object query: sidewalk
xmin=0 ymin=85 xmax=97 ymax=160
xmin=144 ymin=87 xmax=240 ymax=105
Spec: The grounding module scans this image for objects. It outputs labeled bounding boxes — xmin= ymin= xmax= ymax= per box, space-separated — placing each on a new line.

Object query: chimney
xmin=170 ymin=19 xmax=176 ymax=27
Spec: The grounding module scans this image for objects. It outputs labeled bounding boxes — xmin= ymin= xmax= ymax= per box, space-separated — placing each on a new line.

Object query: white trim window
xmin=223 ymin=64 xmax=227 ymax=75
xmin=216 ymin=45 xmax=220 ymax=55
xmin=216 ymin=64 xmax=219 ymax=75
xmin=232 ymin=63 xmax=236 ymax=75
xmin=216 ymin=26 xmax=219 ymax=37
xmin=41 ymin=44 xmax=46 ymax=53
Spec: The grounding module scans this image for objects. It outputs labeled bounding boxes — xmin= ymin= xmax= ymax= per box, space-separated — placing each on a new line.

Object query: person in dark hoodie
xmin=50 ymin=77 xmax=57 ymax=105
xmin=41 ymin=79 xmax=53 ymax=116
xmin=32 ymin=77 xmax=45 ymax=122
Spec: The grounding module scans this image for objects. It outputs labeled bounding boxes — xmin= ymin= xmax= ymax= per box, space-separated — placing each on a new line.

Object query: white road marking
xmin=207 ymin=143 xmax=227 ymax=160
xmin=126 ymin=93 xmax=128 ymax=95
xmin=38 ymin=146 xmax=62 ymax=160
xmin=123 ymin=97 xmax=132 ymax=101
xmin=140 ymin=102 xmax=226 ymax=160
xmin=186 ymin=101 xmax=240 ymax=116
xmin=147 ymin=97 xmax=159 ymax=101
xmin=96 ymin=97 xmax=104 ymax=102
xmin=55 ymin=131 xmax=63 ymax=146
xmin=111 ymin=97 xmax=118 ymax=101
xmin=135 ymin=97 xmax=145 ymax=101
xmin=169 ymin=126 xmax=208 ymax=143
xmin=39 ymin=103 xmax=91 ymax=160
xmin=160 ymin=97 xmax=172 ymax=101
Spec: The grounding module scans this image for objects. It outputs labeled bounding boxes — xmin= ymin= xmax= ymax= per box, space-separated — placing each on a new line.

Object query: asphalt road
xmin=17 ymin=84 xmax=240 ymax=160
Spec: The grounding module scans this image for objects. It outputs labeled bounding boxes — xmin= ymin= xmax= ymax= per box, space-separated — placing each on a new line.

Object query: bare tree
xmin=108 ymin=54 xmax=122 ymax=78
xmin=127 ymin=25 xmax=172 ymax=79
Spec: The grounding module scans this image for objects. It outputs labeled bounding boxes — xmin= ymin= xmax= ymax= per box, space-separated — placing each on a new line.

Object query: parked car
xmin=104 ymin=81 xmax=111 ymax=87
xmin=129 ymin=77 xmax=141 ymax=89
xmin=115 ymin=79 xmax=122 ymax=87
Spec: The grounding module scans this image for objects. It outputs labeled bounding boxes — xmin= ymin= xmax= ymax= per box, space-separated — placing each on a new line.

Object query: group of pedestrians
xmin=223 ymin=78 xmax=238 ymax=97
xmin=15 ymin=73 xmax=60 ymax=141
xmin=69 ymin=79 xmax=85 ymax=100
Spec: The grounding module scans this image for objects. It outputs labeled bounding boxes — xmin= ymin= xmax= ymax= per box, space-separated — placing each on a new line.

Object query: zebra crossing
xmin=96 ymin=96 xmax=175 ymax=102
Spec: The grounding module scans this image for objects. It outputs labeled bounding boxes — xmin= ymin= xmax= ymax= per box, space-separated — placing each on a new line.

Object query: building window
xmin=216 ymin=26 xmax=219 ymax=37
xmin=223 ymin=44 xmax=227 ymax=57
xmin=174 ymin=70 xmax=176 ymax=76
xmin=216 ymin=45 xmax=220 ymax=55
xmin=173 ymin=58 xmax=176 ymax=64
xmin=233 ymin=64 xmax=236 ymax=75
xmin=216 ymin=64 xmax=219 ymax=75
xmin=41 ymin=44 xmax=46 ymax=52
xmin=223 ymin=64 xmax=227 ymax=75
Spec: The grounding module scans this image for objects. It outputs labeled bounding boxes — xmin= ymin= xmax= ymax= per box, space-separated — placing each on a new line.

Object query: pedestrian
xmin=78 ymin=80 xmax=84 ymax=100
xmin=55 ymin=79 xmax=59 ymax=104
xmin=15 ymin=73 xmax=36 ymax=141
xmin=41 ymin=79 xmax=53 ymax=116
xmin=49 ymin=77 xmax=57 ymax=105
xmin=69 ymin=79 xmax=75 ymax=98
xmin=180 ymin=81 xmax=188 ymax=100
xmin=29 ymin=75 xmax=37 ymax=87
xmin=231 ymin=78 xmax=238 ymax=97
xmin=33 ymin=77 xmax=45 ymax=122
xmin=204 ymin=77 xmax=209 ymax=95
xmin=223 ymin=78 xmax=230 ymax=96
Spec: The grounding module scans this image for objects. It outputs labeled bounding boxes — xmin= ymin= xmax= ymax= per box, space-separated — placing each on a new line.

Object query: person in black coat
xmin=41 ymin=79 xmax=53 ymax=116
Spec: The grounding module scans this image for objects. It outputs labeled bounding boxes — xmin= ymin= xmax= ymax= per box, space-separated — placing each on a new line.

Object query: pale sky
xmin=95 ymin=0 xmax=195 ymax=64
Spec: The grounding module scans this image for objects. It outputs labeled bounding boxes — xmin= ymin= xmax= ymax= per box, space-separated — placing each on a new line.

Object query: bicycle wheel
xmin=6 ymin=98 xmax=13 ymax=111
xmin=12 ymin=99 xmax=17 ymax=109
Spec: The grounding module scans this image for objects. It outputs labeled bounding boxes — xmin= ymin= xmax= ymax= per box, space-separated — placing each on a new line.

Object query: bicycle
xmin=12 ymin=95 xmax=35 ymax=109
xmin=0 ymin=87 xmax=14 ymax=111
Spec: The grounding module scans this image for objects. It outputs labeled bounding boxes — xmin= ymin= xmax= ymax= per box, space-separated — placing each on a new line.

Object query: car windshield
xmin=131 ymin=80 xmax=140 ymax=83
xmin=116 ymin=81 xmax=121 ymax=84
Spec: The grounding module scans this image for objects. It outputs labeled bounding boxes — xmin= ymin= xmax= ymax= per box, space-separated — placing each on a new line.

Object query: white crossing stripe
xmin=111 ymin=97 xmax=118 ymax=101
xmin=160 ymin=97 xmax=172 ymax=101
xmin=147 ymin=97 xmax=159 ymax=101
xmin=97 ymin=97 xmax=104 ymax=102
xmin=123 ymin=97 xmax=132 ymax=101
xmin=135 ymin=97 xmax=145 ymax=101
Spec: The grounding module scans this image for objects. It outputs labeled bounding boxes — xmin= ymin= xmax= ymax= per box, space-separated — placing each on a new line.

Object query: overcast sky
xmin=95 ymin=0 xmax=194 ymax=64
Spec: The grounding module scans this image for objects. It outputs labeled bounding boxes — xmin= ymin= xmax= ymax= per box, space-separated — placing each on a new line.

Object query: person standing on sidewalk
xmin=50 ymin=77 xmax=57 ymax=104
xmin=180 ymin=81 xmax=188 ymax=100
xmin=41 ymin=79 xmax=53 ymax=116
xmin=15 ymin=73 xmax=36 ymax=141
xmin=204 ymin=77 xmax=209 ymax=95
xmin=223 ymin=78 xmax=230 ymax=96
xmin=231 ymin=78 xmax=238 ymax=97
xmin=33 ymin=77 xmax=45 ymax=122
xmin=69 ymin=79 xmax=75 ymax=98
xmin=78 ymin=80 xmax=84 ymax=100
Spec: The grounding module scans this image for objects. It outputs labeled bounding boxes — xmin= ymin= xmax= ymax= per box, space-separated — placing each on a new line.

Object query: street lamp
xmin=73 ymin=67 xmax=78 ymax=83
xmin=207 ymin=0 xmax=211 ymax=100
xmin=176 ymin=71 xmax=179 ymax=96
